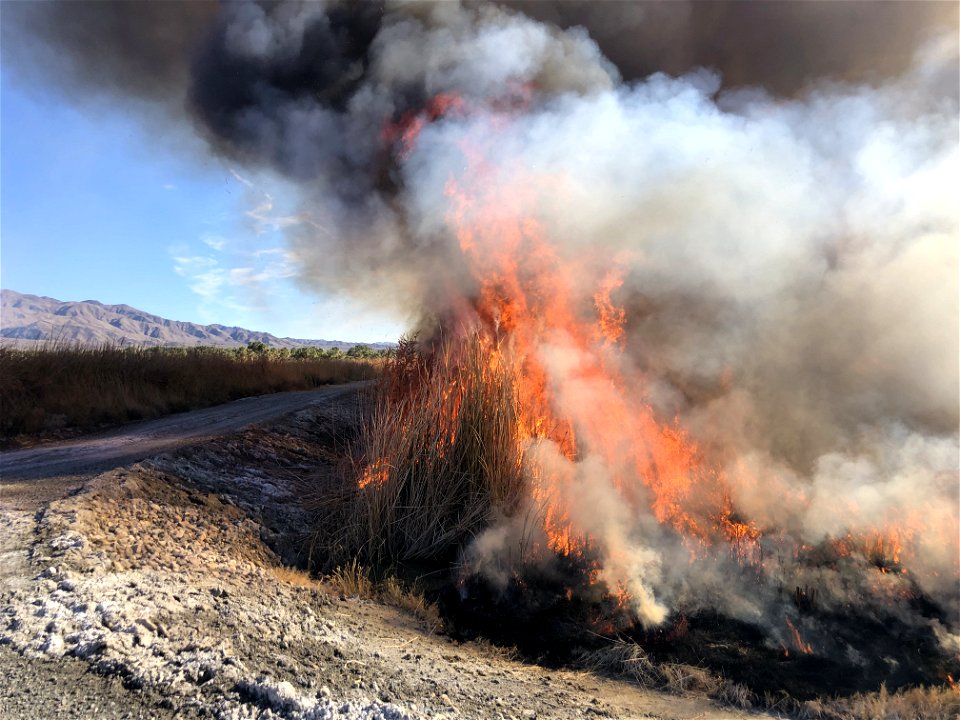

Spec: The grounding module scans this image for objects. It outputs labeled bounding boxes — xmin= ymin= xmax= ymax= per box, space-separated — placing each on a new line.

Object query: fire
xmin=424 ymin=95 xmax=731 ymax=597
xmin=785 ymin=617 xmax=814 ymax=655
xmin=365 ymin=91 xmax=945 ymax=626
xmin=358 ymin=459 xmax=388 ymax=490
xmin=593 ymin=267 xmax=627 ymax=346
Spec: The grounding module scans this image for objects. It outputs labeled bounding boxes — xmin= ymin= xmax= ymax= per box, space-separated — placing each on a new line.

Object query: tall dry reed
xmin=309 ymin=332 xmax=527 ymax=568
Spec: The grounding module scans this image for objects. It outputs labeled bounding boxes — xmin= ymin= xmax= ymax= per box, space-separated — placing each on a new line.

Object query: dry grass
xmin=328 ymin=559 xmax=374 ymax=597
xmin=309 ymin=332 xmax=527 ymax=567
xmin=379 ymin=576 xmax=443 ymax=630
xmin=798 ymin=684 xmax=960 ymax=720
xmin=0 ymin=342 xmax=379 ymax=443
xmin=578 ymin=639 xmax=959 ymax=718
xmin=269 ymin=565 xmax=320 ymax=589
xmin=325 ymin=559 xmax=442 ymax=629
xmin=576 ymin=639 xmax=755 ymax=708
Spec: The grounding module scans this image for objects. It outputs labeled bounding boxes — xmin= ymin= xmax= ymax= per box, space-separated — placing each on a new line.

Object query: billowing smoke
xmin=6 ymin=0 xmax=958 ymax=652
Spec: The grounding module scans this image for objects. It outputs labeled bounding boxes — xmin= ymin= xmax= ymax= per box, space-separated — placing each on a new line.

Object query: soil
xmin=0 ymin=387 xmax=759 ymax=719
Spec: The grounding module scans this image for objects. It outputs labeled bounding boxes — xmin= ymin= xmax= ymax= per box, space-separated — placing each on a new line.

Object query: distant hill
xmin=0 ymin=290 xmax=394 ymax=351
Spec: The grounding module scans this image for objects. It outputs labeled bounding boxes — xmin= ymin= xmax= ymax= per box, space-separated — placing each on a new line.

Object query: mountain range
xmin=0 ymin=290 xmax=393 ymax=350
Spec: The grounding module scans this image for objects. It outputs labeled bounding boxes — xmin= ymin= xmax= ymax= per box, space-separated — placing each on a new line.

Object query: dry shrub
xmin=309 ymin=332 xmax=526 ymax=567
xmin=0 ymin=342 xmax=378 ymax=443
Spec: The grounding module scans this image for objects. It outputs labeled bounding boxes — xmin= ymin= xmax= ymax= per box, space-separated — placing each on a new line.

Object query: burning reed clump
xmin=309 ymin=332 xmax=527 ymax=569
xmin=0 ymin=342 xmax=379 ymax=445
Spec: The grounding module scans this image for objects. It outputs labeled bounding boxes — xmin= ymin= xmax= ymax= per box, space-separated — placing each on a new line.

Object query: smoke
xmin=0 ymin=1 xmax=214 ymax=104
xmin=5 ymin=0 xmax=958 ymax=648
xmin=429 ymin=39 xmax=958 ymax=633
xmin=504 ymin=1 xmax=959 ymax=97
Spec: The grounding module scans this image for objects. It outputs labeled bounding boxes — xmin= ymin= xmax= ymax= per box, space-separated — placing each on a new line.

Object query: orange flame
xmin=358 ymin=459 xmax=388 ymax=490
xmin=369 ymin=91 xmax=941 ymax=619
xmin=785 ymin=617 xmax=814 ymax=655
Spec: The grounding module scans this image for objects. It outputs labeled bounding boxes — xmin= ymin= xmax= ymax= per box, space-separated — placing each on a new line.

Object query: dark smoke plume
xmin=505 ymin=1 xmax=959 ymax=96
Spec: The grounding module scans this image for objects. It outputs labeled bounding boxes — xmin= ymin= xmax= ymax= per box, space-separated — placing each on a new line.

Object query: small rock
xmin=41 ymin=634 xmax=64 ymax=656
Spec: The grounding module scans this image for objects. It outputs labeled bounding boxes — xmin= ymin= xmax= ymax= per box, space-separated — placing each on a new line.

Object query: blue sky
xmin=0 ymin=69 xmax=403 ymax=343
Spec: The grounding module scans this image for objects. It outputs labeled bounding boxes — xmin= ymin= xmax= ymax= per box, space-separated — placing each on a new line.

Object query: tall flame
xmin=371 ymin=92 xmax=941 ymax=626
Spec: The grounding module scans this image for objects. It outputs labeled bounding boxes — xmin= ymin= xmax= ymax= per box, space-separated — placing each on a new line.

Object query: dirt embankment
xmin=0 ymin=390 xmax=756 ymax=720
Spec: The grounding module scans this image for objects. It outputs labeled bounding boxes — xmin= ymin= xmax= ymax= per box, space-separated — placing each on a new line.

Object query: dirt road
xmin=0 ymin=384 xmax=365 ymax=482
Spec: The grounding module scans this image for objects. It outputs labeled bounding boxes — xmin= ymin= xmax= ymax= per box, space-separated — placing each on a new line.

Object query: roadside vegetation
xmin=0 ymin=341 xmax=388 ymax=445
xmin=308 ymin=333 xmax=526 ymax=569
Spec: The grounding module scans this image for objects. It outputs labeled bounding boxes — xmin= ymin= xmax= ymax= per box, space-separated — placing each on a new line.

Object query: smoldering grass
xmin=299 ymin=330 xmax=960 ymax=716
xmin=0 ymin=341 xmax=380 ymax=444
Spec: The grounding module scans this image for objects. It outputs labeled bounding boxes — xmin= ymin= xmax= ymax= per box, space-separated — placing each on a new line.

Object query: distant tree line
xmin=244 ymin=341 xmax=394 ymax=360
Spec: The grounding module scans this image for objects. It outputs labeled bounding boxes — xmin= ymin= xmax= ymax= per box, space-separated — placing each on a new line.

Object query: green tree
xmin=346 ymin=344 xmax=373 ymax=359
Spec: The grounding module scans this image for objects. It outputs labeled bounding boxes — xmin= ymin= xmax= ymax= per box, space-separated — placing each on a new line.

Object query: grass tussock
xmin=327 ymin=559 xmax=374 ymax=597
xmin=310 ymin=332 xmax=527 ymax=568
xmin=326 ymin=559 xmax=442 ymax=630
xmin=0 ymin=342 xmax=380 ymax=444
xmin=379 ymin=576 xmax=443 ymax=630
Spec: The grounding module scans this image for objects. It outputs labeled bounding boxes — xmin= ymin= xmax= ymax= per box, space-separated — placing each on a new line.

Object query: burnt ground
xmin=440 ymin=553 xmax=959 ymax=703
xmin=0 ymin=388 xmax=759 ymax=720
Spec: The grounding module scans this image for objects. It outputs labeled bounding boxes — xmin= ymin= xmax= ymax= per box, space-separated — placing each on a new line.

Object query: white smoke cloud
xmin=386 ymin=20 xmax=959 ymax=630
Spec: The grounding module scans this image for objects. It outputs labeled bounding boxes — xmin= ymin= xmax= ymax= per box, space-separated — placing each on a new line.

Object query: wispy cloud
xmin=162 ymin=183 xmax=177 ymax=191
xmin=228 ymin=255 xmax=297 ymax=288
xmin=229 ymin=168 xmax=254 ymax=189
xmin=201 ymin=234 xmax=228 ymax=252
xmin=171 ymin=255 xmax=226 ymax=300
xmin=168 ymin=170 xmax=337 ymax=329
xmin=229 ymin=167 xmax=325 ymax=236
xmin=245 ymin=192 xmax=308 ymax=235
